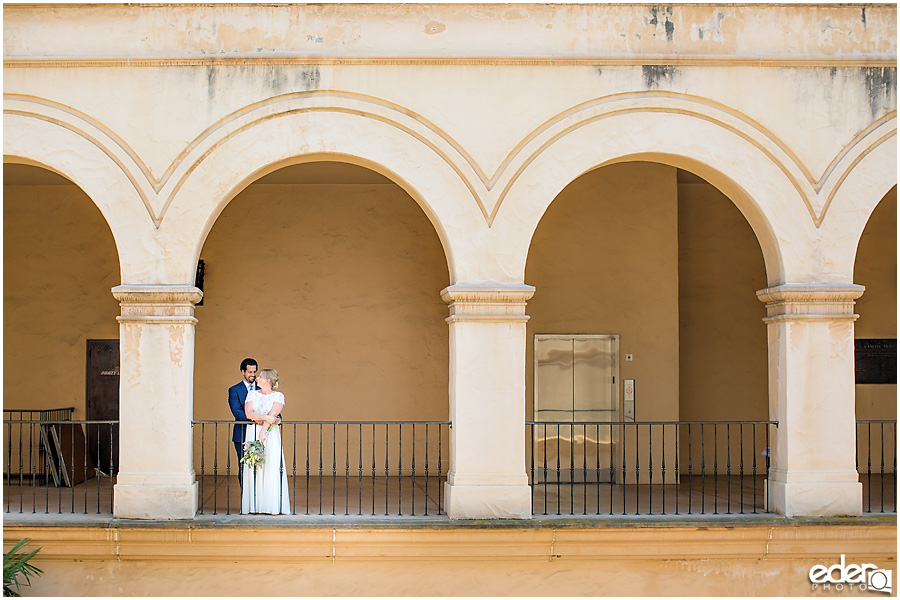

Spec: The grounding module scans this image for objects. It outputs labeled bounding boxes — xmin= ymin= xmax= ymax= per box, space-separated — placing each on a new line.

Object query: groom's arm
xmin=227 ymin=386 xmax=248 ymax=421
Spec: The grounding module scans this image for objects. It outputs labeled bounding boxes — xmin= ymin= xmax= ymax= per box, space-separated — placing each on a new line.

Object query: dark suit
xmin=228 ymin=381 xmax=254 ymax=485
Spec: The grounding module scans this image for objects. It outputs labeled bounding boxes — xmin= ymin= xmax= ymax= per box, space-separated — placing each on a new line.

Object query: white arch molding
xmin=493 ymin=109 xmax=819 ymax=286
xmin=3 ymin=113 xmax=146 ymax=281
xmin=820 ymin=127 xmax=897 ymax=279
xmin=158 ymin=97 xmax=500 ymax=286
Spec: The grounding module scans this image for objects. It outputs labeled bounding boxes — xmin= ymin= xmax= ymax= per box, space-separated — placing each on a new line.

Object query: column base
xmin=445 ymin=482 xmax=532 ymax=519
xmin=768 ymin=478 xmax=862 ymax=517
xmin=114 ymin=479 xmax=198 ymax=519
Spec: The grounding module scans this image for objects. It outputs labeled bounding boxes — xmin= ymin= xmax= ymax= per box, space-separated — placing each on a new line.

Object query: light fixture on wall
xmin=195 ymin=259 xmax=205 ymax=306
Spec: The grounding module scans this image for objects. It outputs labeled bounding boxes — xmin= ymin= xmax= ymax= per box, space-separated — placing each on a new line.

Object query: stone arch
xmin=821 ymin=123 xmax=897 ymax=280
xmin=159 ymin=98 xmax=493 ymax=285
xmin=3 ymin=109 xmax=153 ymax=282
xmin=493 ymin=104 xmax=821 ymax=285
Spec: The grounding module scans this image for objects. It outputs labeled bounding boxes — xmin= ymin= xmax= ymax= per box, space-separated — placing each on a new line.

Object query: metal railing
xmin=3 ymin=418 xmax=118 ymax=515
xmin=3 ymin=417 xmax=894 ymax=517
xmin=857 ymin=420 xmax=897 ymax=514
xmin=3 ymin=408 xmax=75 ymax=483
xmin=527 ymin=420 xmax=778 ymax=516
xmin=192 ymin=420 xmax=451 ymax=516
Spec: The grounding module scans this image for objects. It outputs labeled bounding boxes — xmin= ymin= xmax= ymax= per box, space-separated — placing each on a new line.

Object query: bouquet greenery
xmin=240 ymin=424 xmax=276 ymax=469
xmin=240 ymin=440 xmax=265 ymax=469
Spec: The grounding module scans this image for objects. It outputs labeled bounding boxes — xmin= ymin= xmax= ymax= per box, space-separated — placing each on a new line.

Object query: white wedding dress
xmin=241 ymin=390 xmax=291 ymax=515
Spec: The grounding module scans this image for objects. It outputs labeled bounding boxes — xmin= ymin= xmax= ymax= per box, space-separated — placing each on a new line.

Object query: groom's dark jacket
xmin=228 ymin=381 xmax=252 ymax=443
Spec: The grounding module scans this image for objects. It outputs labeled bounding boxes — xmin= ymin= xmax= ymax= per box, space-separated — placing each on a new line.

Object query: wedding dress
xmin=241 ymin=390 xmax=291 ymax=515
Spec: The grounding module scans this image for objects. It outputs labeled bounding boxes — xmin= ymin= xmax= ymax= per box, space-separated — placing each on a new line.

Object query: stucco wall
xmin=526 ymin=162 xmax=680 ymax=424
xmin=3 ymin=182 xmax=119 ymax=418
xmin=677 ymin=173 xmax=768 ymax=423
xmin=194 ymin=179 xmax=450 ymax=423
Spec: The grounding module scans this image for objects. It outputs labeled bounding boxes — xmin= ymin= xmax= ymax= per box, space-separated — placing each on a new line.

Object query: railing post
xmin=442 ymin=285 xmax=534 ymax=519
xmin=112 ymin=285 xmax=200 ymax=519
xmin=757 ymin=284 xmax=864 ymax=517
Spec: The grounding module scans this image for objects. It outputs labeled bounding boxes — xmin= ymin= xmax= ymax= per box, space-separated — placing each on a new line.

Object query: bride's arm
xmin=268 ymin=401 xmax=284 ymax=422
xmin=244 ymin=401 xmax=274 ymax=426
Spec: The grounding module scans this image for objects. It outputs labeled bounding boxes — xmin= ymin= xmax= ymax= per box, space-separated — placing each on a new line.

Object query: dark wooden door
xmin=86 ymin=339 xmax=119 ymax=475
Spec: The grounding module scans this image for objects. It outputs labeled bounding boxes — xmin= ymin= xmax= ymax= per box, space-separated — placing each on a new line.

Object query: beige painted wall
xmin=193 ymin=179 xmax=450 ymax=423
xmin=677 ymin=173 xmax=768 ymax=422
xmin=854 ymin=187 xmax=897 ymax=421
xmin=526 ymin=162 xmax=680 ymax=423
xmin=525 ymin=163 xmax=774 ymax=477
xmin=3 ymin=182 xmax=120 ymax=418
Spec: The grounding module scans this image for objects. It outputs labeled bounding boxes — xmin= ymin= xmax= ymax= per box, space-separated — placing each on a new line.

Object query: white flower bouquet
xmin=240 ymin=440 xmax=265 ymax=468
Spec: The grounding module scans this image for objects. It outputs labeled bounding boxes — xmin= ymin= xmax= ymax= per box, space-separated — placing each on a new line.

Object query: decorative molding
xmin=757 ymin=284 xmax=865 ymax=323
xmin=3 ymin=522 xmax=895 ymax=563
xmin=113 ymin=285 xmax=203 ymax=324
xmin=441 ymin=285 xmax=535 ymax=324
xmin=5 ymin=55 xmax=897 ymax=69
xmin=8 ymin=89 xmax=893 ymax=231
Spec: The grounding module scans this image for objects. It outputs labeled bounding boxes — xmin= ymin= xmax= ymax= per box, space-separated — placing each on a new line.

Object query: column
xmin=112 ymin=285 xmax=202 ymax=519
xmin=442 ymin=284 xmax=535 ymax=519
xmin=757 ymin=283 xmax=865 ymax=517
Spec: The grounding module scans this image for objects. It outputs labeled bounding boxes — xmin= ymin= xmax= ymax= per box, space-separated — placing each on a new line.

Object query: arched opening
xmin=3 ymin=163 xmax=121 ymax=418
xmin=192 ymin=160 xmax=450 ymax=513
xmin=525 ymin=161 xmax=767 ymax=513
xmin=3 ymin=162 xmax=122 ymax=499
xmin=853 ymin=186 xmax=897 ymax=509
xmin=194 ymin=160 xmax=450 ymax=420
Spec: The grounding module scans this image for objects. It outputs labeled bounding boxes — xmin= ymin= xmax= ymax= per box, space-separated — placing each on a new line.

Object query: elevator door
xmin=534 ymin=335 xmax=619 ymax=482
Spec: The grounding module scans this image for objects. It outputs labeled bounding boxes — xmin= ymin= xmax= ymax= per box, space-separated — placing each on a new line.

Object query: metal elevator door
xmin=534 ymin=335 xmax=619 ymax=483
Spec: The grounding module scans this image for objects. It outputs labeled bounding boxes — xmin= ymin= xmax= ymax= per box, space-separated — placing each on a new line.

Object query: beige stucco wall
xmin=4 ymin=4 xmax=895 ymax=286
xmin=2 ymin=2 xmax=895 ymax=519
xmin=526 ymin=162 xmax=679 ymax=424
xmin=677 ymin=173 xmax=768 ymax=423
xmin=194 ymin=179 xmax=450 ymax=423
xmin=3 ymin=182 xmax=120 ymax=418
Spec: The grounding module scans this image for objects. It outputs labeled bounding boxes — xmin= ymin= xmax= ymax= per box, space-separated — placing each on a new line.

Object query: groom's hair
xmin=240 ymin=358 xmax=258 ymax=372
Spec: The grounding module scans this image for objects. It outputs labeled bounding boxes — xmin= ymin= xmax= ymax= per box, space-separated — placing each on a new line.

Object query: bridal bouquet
xmin=240 ymin=440 xmax=266 ymax=469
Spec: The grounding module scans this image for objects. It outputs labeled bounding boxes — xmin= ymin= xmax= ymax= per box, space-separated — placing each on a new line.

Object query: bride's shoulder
xmin=275 ymin=391 xmax=285 ymax=402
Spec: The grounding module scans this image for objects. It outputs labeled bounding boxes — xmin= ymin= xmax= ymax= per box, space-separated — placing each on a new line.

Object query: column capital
xmin=756 ymin=283 xmax=865 ymax=323
xmin=112 ymin=285 xmax=203 ymax=324
xmin=441 ymin=284 xmax=536 ymax=324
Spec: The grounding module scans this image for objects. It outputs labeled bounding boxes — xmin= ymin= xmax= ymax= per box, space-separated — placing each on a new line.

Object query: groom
xmin=227 ymin=357 xmax=258 ymax=487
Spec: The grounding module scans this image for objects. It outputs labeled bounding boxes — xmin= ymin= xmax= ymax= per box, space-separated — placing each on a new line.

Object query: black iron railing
xmin=3 ymin=418 xmax=117 ymax=515
xmin=192 ymin=420 xmax=451 ymax=516
xmin=3 ymin=417 xmax=894 ymax=517
xmin=857 ymin=420 xmax=897 ymax=514
xmin=527 ymin=420 xmax=778 ymax=516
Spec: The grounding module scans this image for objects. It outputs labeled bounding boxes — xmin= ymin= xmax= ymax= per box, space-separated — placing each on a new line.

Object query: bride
xmin=241 ymin=368 xmax=291 ymax=515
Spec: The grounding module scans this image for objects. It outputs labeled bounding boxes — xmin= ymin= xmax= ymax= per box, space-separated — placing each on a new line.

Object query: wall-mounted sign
xmin=855 ymin=339 xmax=896 ymax=384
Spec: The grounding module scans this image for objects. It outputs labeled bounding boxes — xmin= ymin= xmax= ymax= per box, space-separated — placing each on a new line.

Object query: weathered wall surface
xmin=2 ymin=3 xmax=895 ymax=518
xmin=4 ymin=4 xmax=896 ymax=284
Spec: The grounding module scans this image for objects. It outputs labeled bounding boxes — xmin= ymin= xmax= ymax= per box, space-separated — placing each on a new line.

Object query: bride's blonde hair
xmin=257 ymin=368 xmax=279 ymax=390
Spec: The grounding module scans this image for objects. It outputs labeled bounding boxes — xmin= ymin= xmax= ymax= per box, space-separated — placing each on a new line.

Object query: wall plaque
xmin=855 ymin=339 xmax=897 ymax=384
